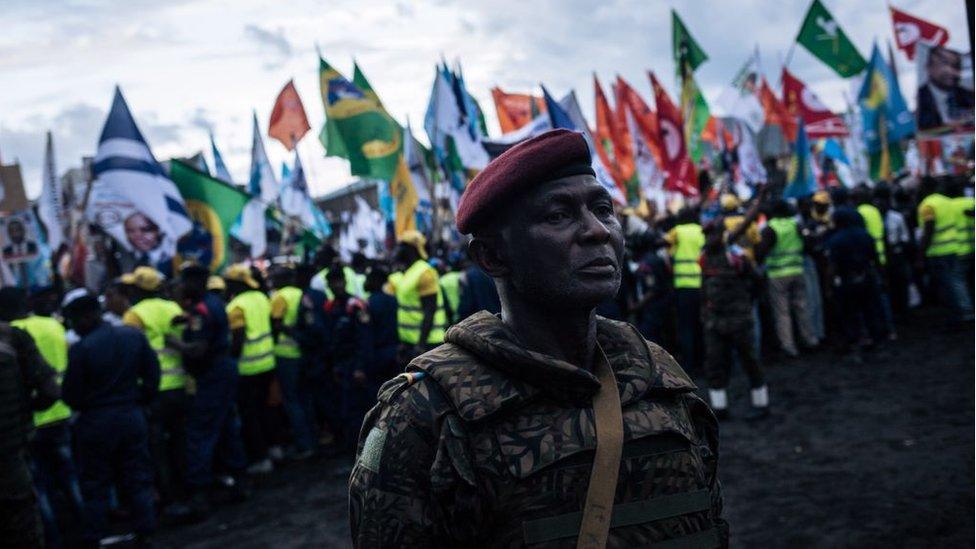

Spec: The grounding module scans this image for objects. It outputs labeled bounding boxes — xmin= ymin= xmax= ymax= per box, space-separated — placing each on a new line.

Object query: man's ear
xmin=467 ymin=236 xmax=510 ymax=278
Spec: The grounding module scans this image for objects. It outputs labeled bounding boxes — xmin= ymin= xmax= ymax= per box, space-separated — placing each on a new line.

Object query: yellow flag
xmin=389 ymin=154 xmax=418 ymax=238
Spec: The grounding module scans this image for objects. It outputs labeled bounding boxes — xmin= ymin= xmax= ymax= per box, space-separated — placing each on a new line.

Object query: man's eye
xmin=546 ymin=211 xmax=569 ymax=224
xmin=593 ymin=203 xmax=614 ymax=217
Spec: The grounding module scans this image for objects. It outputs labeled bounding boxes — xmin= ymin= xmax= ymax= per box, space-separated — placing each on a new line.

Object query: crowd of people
xmin=1 ymin=166 xmax=973 ymax=547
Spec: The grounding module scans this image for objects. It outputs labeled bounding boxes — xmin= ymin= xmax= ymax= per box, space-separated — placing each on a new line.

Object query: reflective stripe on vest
xmin=672 ymin=223 xmax=704 ymax=289
xmin=227 ymin=290 xmax=276 ymax=375
xmin=11 ymin=316 xmax=72 ymax=427
xmin=394 ymin=260 xmax=447 ymax=345
xmin=953 ymin=196 xmax=974 ymax=255
xmin=271 ymin=286 xmax=303 ymax=359
xmin=767 ymin=217 xmax=804 ymax=279
xmin=921 ymin=194 xmax=959 ymax=257
xmin=857 ymin=204 xmax=886 ymax=265
xmin=130 ymin=298 xmax=186 ymax=391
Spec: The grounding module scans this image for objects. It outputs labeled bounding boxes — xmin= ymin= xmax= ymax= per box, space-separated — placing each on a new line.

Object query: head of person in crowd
xmin=459 ymin=129 xmax=624 ymax=318
xmin=874 ymin=183 xmax=892 ymax=211
xmin=222 ymin=263 xmax=260 ymax=299
xmin=120 ymin=266 xmax=165 ymax=303
xmin=28 ymin=286 xmax=61 ymax=317
xmin=768 ymin=199 xmax=794 ymax=219
xmin=0 ymin=287 xmax=29 ymax=322
xmin=447 ymin=250 xmax=466 ymax=273
xmin=675 ymin=206 xmax=698 ymax=226
xmin=393 ymin=229 xmax=428 ymax=271
xmin=942 ymin=175 xmax=965 ymax=198
xmin=702 ymin=218 xmax=726 ymax=252
xmin=314 ymin=244 xmax=338 ymax=272
xmin=206 ymin=275 xmax=226 ymax=300
xmin=852 ymin=184 xmax=872 ymax=206
xmin=326 ymin=262 xmax=349 ymax=300
xmin=268 ymin=263 xmax=295 ymax=291
xmin=249 ymin=265 xmax=268 ymax=293
xmin=829 ymin=186 xmax=851 ymax=207
xmin=364 ymin=265 xmax=389 ymax=295
xmin=61 ymin=288 xmax=103 ymax=336
xmin=811 ymin=190 xmax=832 ymax=222
xmin=295 ymin=264 xmax=317 ymax=291
xmin=103 ymin=277 xmax=132 ymax=317
xmin=720 ymin=193 xmax=741 ymax=214
xmin=351 ymin=252 xmax=369 ymax=275
xmin=831 ymin=206 xmax=862 ymax=230
xmin=918 ymin=176 xmax=940 ymax=200
xmin=178 ymin=263 xmax=210 ymax=308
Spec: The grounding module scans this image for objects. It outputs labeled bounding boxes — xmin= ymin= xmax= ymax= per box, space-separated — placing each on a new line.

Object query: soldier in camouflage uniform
xmin=349 ymin=130 xmax=726 ymax=548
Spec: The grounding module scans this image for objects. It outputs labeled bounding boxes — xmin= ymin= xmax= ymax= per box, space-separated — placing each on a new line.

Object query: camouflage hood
xmin=410 ymin=311 xmax=696 ymax=422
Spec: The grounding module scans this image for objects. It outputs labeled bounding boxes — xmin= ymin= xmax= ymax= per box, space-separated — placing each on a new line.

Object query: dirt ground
xmin=156 ymin=307 xmax=974 ymax=549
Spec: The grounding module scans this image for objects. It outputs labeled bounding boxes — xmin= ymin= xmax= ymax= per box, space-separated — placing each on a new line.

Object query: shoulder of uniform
xmin=596 ymin=316 xmax=696 ymax=394
xmin=374 ymin=370 xmax=456 ymax=431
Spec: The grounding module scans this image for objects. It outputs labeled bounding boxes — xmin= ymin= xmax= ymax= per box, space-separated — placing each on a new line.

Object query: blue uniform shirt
xmin=63 ymin=322 xmax=160 ymax=411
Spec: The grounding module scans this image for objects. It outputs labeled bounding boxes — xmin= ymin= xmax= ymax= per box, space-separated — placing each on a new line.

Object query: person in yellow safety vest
xmin=120 ymin=266 xmax=191 ymax=514
xmin=309 ymin=247 xmax=365 ymax=300
xmin=946 ymin=177 xmax=975 ymax=296
xmin=917 ymin=177 xmax=974 ymax=323
xmin=756 ymin=199 xmax=819 ymax=357
xmin=268 ymin=264 xmax=316 ymax=458
xmin=440 ymin=267 xmax=462 ymax=326
xmin=663 ymin=207 xmax=705 ymax=372
xmin=854 ymin=186 xmax=887 ymax=266
xmin=5 ymin=287 xmax=84 ymax=546
xmin=720 ymin=193 xmax=763 ymax=260
xmin=223 ymin=263 xmax=277 ymax=474
xmin=388 ymin=230 xmax=446 ymax=366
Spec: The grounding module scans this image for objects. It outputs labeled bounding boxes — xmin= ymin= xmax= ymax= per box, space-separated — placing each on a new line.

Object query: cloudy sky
xmin=1 ymin=0 xmax=970 ymax=199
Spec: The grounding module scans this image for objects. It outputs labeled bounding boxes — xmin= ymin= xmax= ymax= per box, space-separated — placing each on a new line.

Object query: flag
xmin=781 ymin=68 xmax=849 ymax=137
xmin=319 ymin=57 xmax=401 ymax=181
xmin=726 ymin=118 xmax=767 ymax=186
xmin=405 ymin=120 xmax=434 ymax=232
xmin=268 ymin=79 xmax=311 ymax=150
xmin=541 ymin=86 xmax=626 ymax=205
xmin=672 ymin=9 xmax=708 ymax=73
xmin=759 ymin=77 xmax=798 ymax=142
xmin=235 ymin=112 xmax=278 ymax=258
xmin=280 ymin=152 xmax=330 ymax=239
xmin=715 ymin=50 xmax=765 ymax=133
xmin=615 ymin=77 xmax=662 ymax=164
xmin=210 ymin=132 xmax=234 ymax=184
xmin=424 ymin=65 xmax=490 ymax=190
xmin=890 ymin=6 xmax=949 ymax=60
xmin=858 ymin=43 xmax=915 ymax=180
xmin=0 ymin=209 xmax=52 ymax=290
xmin=784 ymin=120 xmax=816 ymax=198
xmin=388 ymin=156 xmax=418 ymax=238
xmin=649 ymin=72 xmax=698 ymax=197
xmin=170 ymin=160 xmax=249 ymax=271
xmin=621 ymin=92 xmax=667 ymax=211
xmin=796 ymin=0 xmax=867 ymax=77
xmin=491 ymin=87 xmax=545 ymax=133
xmin=679 ymin=68 xmax=711 ymax=163
xmin=37 ymin=131 xmax=66 ymax=251
xmin=594 ymin=76 xmax=629 ymax=199
xmin=353 ymin=61 xmax=384 ymax=108
xmin=85 ymin=86 xmax=191 ymax=269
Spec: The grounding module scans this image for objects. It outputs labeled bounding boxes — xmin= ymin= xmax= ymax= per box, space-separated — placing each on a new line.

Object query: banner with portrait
xmin=915 ymin=44 xmax=974 ymax=135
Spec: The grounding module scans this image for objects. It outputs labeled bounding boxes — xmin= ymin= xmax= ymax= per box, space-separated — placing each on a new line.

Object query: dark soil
xmin=156 ymin=308 xmax=974 ymax=548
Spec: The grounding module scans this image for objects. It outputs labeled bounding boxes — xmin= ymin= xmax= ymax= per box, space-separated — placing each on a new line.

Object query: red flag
xmin=268 ymin=79 xmax=311 ymax=150
xmin=648 ymin=71 xmax=698 ymax=197
xmin=781 ymin=68 xmax=849 ymax=138
xmin=491 ymin=87 xmax=546 ymax=133
xmin=890 ymin=6 xmax=949 ymax=60
xmin=615 ymin=76 xmax=663 ymax=166
xmin=593 ymin=76 xmax=628 ymax=198
xmin=758 ymin=77 xmax=797 ymax=142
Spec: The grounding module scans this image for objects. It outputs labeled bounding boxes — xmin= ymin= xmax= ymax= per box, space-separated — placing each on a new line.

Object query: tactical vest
xmin=227 ymin=290 xmax=275 ymax=376
xmin=671 ymin=223 xmax=704 ymax=289
xmin=766 ymin=217 xmax=804 ymax=279
xmin=701 ymin=250 xmax=755 ymax=324
xmin=395 ymin=260 xmax=447 ymax=345
xmin=271 ymin=286 xmax=303 ymax=359
xmin=920 ymin=193 xmax=958 ymax=257
xmin=439 ymin=270 xmax=462 ymax=322
xmin=11 ymin=316 xmax=71 ymax=427
xmin=857 ymin=204 xmax=886 ymax=265
xmin=953 ymin=196 xmax=974 ymax=256
xmin=129 ymin=298 xmax=186 ymax=391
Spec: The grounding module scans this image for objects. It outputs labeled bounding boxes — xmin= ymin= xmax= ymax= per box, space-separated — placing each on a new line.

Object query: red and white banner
xmin=781 ymin=68 xmax=849 ymax=138
xmin=890 ymin=6 xmax=949 ymax=60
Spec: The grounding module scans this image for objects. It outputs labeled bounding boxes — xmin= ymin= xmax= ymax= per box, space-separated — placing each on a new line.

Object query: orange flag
xmin=268 ymin=79 xmax=311 ymax=150
xmin=649 ymin=71 xmax=698 ymax=197
xmin=758 ymin=77 xmax=797 ymax=142
xmin=593 ymin=75 xmax=628 ymax=198
xmin=491 ymin=87 xmax=546 ymax=133
xmin=615 ymin=76 xmax=662 ymax=165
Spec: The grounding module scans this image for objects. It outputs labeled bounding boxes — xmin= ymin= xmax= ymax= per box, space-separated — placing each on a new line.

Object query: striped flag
xmin=37 ymin=131 xmax=66 ymax=251
xmin=85 ymin=87 xmax=191 ymax=271
xmin=210 ymin=132 xmax=234 ymax=184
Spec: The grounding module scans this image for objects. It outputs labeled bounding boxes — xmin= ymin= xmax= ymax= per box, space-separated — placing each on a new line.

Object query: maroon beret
xmin=456 ymin=128 xmax=595 ymax=234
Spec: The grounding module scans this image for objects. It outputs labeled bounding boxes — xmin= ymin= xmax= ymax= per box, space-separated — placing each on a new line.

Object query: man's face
xmin=499 ymin=175 xmax=624 ymax=310
xmin=327 ymin=274 xmax=347 ymax=299
xmin=124 ymin=212 xmax=161 ymax=253
xmin=7 ymin=221 xmax=25 ymax=244
xmin=928 ymin=48 xmax=961 ymax=90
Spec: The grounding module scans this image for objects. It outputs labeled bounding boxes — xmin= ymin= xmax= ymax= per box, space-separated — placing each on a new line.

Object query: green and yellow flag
xmin=681 ymin=68 xmax=711 ymax=163
xmin=796 ymin=0 xmax=867 ymax=77
xmin=672 ymin=10 xmax=708 ymax=74
xmin=318 ymin=57 xmax=401 ymax=181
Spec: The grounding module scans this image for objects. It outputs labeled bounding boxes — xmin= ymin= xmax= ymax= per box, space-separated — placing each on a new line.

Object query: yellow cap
xmin=398 ymin=229 xmax=428 ymax=260
xmin=206 ymin=275 xmax=226 ymax=291
xmin=120 ymin=266 xmax=164 ymax=292
xmin=812 ymin=190 xmax=831 ymax=205
xmin=719 ymin=194 xmax=740 ymax=211
xmin=222 ymin=263 xmax=259 ymax=289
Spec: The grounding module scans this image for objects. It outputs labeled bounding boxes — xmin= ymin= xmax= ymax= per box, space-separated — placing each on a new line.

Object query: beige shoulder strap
xmin=577 ymin=345 xmax=624 ymax=549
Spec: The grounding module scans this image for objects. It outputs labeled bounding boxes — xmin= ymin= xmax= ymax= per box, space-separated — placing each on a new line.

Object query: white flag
xmin=38 ymin=131 xmax=66 ymax=250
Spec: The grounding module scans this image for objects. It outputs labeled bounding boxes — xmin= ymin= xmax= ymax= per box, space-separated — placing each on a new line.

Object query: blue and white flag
xmin=280 ymin=151 xmax=330 ymax=240
xmin=210 ymin=131 xmax=234 ymax=184
xmin=234 ymin=112 xmax=278 ymax=258
xmin=86 ymin=87 xmax=191 ymax=270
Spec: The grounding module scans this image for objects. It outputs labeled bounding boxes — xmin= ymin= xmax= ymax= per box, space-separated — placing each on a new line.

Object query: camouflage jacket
xmin=349 ymin=311 xmax=727 ymax=548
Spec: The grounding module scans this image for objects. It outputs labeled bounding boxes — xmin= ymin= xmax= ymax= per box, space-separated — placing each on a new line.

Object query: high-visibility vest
xmin=271 ymin=286 xmax=303 ymax=359
xmin=440 ymin=271 xmax=462 ymax=322
xmin=953 ymin=196 xmax=975 ymax=256
xmin=671 ymin=223 xmax=704 ymax=289
xmin=919 ymin=193 xmax=958 ymax=257
xmin=395 ymin=260 xmax=447 ymax=345
xmin=766 ymin=217 xmax=804 ymax=279
xmin=129 ymin=298 xmax=185 ymax=391
xmin=11 ymin=316 xmax=71 ymax=427
xmin=857 ymin=204 xmax=886 ymax=265
xmin=227 ymin=290 xmax=276 ymax=376
xmin=316 ymin=265 xmax=364 ymax=300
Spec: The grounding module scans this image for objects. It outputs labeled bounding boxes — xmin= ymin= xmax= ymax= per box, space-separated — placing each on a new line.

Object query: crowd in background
xmin=2 ymin=168 xmax=973 ymax=547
